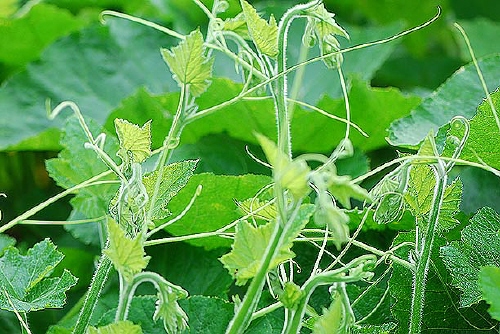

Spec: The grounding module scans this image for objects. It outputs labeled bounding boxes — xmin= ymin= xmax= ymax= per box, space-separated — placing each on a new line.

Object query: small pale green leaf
xmin=304 ymin=3 xmax=349 ymax=68
xmin=313 ymin=295 xmax=343 ymax=334
xmin=114 ymin=119 xmax=152 ymax=164
xmin=154 ymin=278 xmax=189 ymax=333
xmin=404 ymin=164 xmax=435 ymax=217
xmin=241 ymin=0 xmax=278 ymax=57
xmin=88 ymin=320 xmax=142 ymax=334
xmin=279 ymin=282 xmax=303 ymax=310
xmin=161 ymin=29 xmax=214 ymax=97
xmin=220 ymin=220 xmax=293 ymax=286
xmin=142 ymin=160 xmax=198 ymax=221
xmin=104 ymin=219 xmax=150 ymax=283
xmin=236 ymin=198 xmax=277 ymax=221
xmin=478 ymin=265 xmax=500 ymax=321
xmin=327 ymin=174 xmax=371 ymax=209
xmin=221 ymin=204 xmax=314 ymax=285
xmin=440 ymin=207 xmax=500 ymax=307
xmin=0 ymin=239 xmax=77 ymax=312
xmin=438 ymin=178 xmax=463 ymax=232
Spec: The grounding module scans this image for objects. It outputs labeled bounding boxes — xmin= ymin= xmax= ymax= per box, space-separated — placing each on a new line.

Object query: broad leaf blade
xmin=115 ymin=119 xmax=152 ymax=164
xmin=0 ymin=239 xmax=77 ymax=312
xmin=88 ymin=320 xmax=142 ymax=334
xmin=388 ymin=55 xmax=500 ymax=147
xmin=161 ymin=29 xmax=214 ymax=97
xmin=440 ymin=207 xmax=500 ymax=307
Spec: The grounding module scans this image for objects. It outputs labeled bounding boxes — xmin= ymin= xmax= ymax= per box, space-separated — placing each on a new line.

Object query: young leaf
xmin=115 ymin=119 xmax=152 ymax=164
xmin=87 ymin=320 xmax=142 ymax=334
xmin=161 ymin=29 xmax=214 ymax=97
xmin=220 ymin=204 xmax=314 ymax=285
xmin=312 ymin=295 xmax=343 ymax=334
xmin=304 ymin=3 xmax=349 ymax=68
xmin=440 ymin=207 xmax=500 ymax=307
xmin=240 ymin=0 xmax=278 ymax=58
xmin=104 ymin=219 xmax=150 ymax=283
xmin=279 ymin=282 xmax=303 ymax=310
xmin=154 ymin=278 xmax=189 ymax=334
xmin=0 ymin=234 xmax=15 ymax=257
xmin=327 ymin=173 xmax=371 ymax=209
xmin=478 ymin=265 xmax=500 ymax=321
xmin=142 ymin=160 xmax=198 ymax=221
xmin=0 ymin=239 xmax=77 ymax=312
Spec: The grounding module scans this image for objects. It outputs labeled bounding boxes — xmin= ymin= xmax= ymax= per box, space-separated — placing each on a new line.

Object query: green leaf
xmin=448 ymin=88 xmax=500 ymax=170
xmin=45 ymin=117 xmax=119 ymax=245
xmin=291 ymin=78 xmax=421 ymax=152
xmin=0 ymin=18 xmax=177 ymax=150
xmin=390 ymin=231 xmax=496 ymax=333
xmin=180 ymin=296 xmax=234 ymax=333
xmin=279 ymin=282 xmax=303 ymax=310
xmin=388 ymin=55 xmax=500 ymax=147
xmin=114 ymin=119 xmax=152 ymax=164
xmin=161 ymin=29 xmax=214 ymax=97
xmin=153 ymin=278 xmax=189 ymax=334
xmin=88 ymin=320 xmax=142 ymax=334
xmin=350 ymin=323 xmax=396 ymax=334
xmin=104 ymin=219 xmax=150 ymax=283
xmin=312 ymin=295 xmax=343 ymax=334
xmin=327 ymin=173 xmax=370 ymax=209
xmin=165 ymin=173 xmax=272 ymax=249
xmin=440 ymin=207 xmax=500 ymax=307
xmin=241 ymin=0 xmax=278 ymax=58
xmin=0 ymin=234 xmax=15 ymax=257
xmin=220 ymin=204 xmax=314 ymax=285
xmin=220 ymin=220 xmax=292 ymax=286
xmin=304 ymin=3 xmax=349 ymax=68
xmin=479 ymin=265 xmax=500 ymax=321
xmin=454 ymin=19 xmax=500 ymax=61
xmin=0 ymin=3 xmax=85 ymax=66
xmin=142 ymin=160 xmax=198 ymax=221
xmin=0 ymin=239 xmax=77 ymax=312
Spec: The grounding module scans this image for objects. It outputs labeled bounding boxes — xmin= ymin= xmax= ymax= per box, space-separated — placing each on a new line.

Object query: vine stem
xmin=409 ymin=164 xmax=447 ymax=333
xmin=72 ymin=245 xmax=112 ymax=334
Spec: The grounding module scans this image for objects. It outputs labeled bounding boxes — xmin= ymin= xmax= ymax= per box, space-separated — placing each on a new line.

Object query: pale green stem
xmin=283 ymin=255 xmax=376 ymax=334
xmin=0 ymin=170 xmax=113 ymax=233
xmin=409 ymin=164 xmax=447 ymax=333
xmin=72 ymin=246 xmax=112 ymax=334
xmin=146 ymin=85 xmax=187 ymax=227
xmin=251 ymin=302 xmax=283 ymax=321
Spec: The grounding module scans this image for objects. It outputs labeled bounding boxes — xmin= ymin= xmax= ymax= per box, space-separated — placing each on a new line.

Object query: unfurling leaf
xmin=0 ymin=239 xmax=77 ymax=312
xmin=154 ymin=279 xmax=189 ymax=334
xmin=115 ymin=118 xmax=152 ymax=164
xmin=255 ymin=133 xmax=311 ymax=199
xmin=161 ymin=29 xmax=214 ymax=97
xmin=304 ymin=4 xmax=349 ymax=68
xmin=479 ymin=265 xmax=500 ymax=321
xmin=220 ymin=204 xmax=314 ymax=285
xmin=87 ymin=320 xmax=143 ymax=334
xmin=314 ymin=192 xmax=350 ymax=250
xmin=241 ymin=0 xmax=278 ymax=58
xmin=313 ymin=293 xmax=343 ymax=334
xmin=104 ymin=219 xmax=150 ymax=283
xmin=440 ymin=207 xmax=500 ymax=307
xmin=279 ymin=282 xmax=303 ymax=310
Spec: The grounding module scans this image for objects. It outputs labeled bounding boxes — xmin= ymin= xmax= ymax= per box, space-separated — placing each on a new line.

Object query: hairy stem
xmin=409 ymin=165 xmax=447 ymax=333
xmin=72 ymin=250 xmax=112 ymax=334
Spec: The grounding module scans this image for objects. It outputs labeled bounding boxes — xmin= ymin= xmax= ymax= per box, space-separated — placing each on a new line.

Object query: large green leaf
xmin=164 ymin=173 xmax=272 ymax=249
xmin=0 ymin=3 xmax=85 ymax=67
xmin=448 ymin=88 xmax=500 ymax=170
xmin=440 ymin=207 xmax=500 ymax=307
xmin=479 ymin=266 xmax=500 ymax=321
xmin=0 ymin=239 xmax=77 ymax=312
xmin=0 ymin=18 xmax=176 ymax=151
xmin=388 ymin=55 xmax=500 ymax=147
xmin=454 ymin=19 xmax=500 ymax=61
xmin=389 ymin=231 xmax=497 ymax=333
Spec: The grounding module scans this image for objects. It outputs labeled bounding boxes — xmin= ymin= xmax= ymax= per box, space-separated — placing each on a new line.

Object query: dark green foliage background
xmin=0 ymin=0 xmax=499 ymax=333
